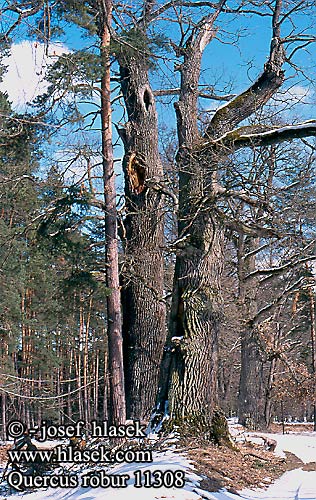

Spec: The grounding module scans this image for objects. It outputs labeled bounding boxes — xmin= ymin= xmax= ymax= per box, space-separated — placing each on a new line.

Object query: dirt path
xmin=236 ymin=432 xmax=316 ymax=500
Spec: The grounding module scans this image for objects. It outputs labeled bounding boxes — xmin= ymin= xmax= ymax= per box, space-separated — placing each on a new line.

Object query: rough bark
xmin=167 ymin=215 xmax=224 ymax=422
xmin=158 ymin=7 xmax=225 ymax=426
xmin=119 ymin=54 xmax=166 ymax=421
xmin=308 ymin=285 xmax=316 ymax=431
xmin=100 ymin=0 xmax=126 ymax=426
xmin=237 ymin=236 xmax=266 ymax=430
xmin=238 ymin=330 xmax=266 ymax=429
xmin=264 ymin=323 xmax=281 ymax=428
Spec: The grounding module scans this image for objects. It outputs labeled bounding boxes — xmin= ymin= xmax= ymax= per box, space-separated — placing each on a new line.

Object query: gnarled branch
xmin=205 ymin=0 xmax=285 ymax=139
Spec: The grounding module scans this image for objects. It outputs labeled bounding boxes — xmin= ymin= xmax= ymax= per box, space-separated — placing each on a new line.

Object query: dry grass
xmin=2 ymin=427 xmax=314 ymax=495
xmin=176 ymin=438 xmax=288 ymax=494
xmin=0 ymin=444 xmax=11 ymax=466
xmin=269 ymin=422 xmax=315 ymax=433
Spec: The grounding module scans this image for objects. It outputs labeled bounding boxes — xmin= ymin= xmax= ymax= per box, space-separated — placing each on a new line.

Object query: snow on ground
xmin=240 ymin=469 xmax=316 ymax=500
xmin=1 ymin=432 xmax=316 ymax=500
xmin=229 ymin=419 xmax=316 ymax=463
xmin=192 ymin=467 xmax=316 ymax=500
xmin=255 ymin=432 xmax=316 ymax=464
xmin=1 ymin=450 xmax=202 ymax=500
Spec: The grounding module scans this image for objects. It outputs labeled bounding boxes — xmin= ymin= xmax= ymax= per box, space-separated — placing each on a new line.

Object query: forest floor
xmin=0 ymin=422 xmax=315 ymax=499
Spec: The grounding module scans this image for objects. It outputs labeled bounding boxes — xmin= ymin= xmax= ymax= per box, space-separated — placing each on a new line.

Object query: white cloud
xmin=0 ymin=40 xmax=70 ymax=110
xmin=272 ymin=84 xmax=314 ymax=107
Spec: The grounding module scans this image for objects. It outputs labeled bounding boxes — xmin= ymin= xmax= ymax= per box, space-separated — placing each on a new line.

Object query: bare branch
xmin=253 ymin=276 xmax=306 ymax=322
xmin=204 ymin=120 xmax=316 ymax=151
xmin=214 ymin=184 xmax=268 ymax=209
xmin=220 ymin=214 xmax=280 ymax=238
xmin=246 ymin=253 xmax=316 ymax=283
xmin=0 ymin=2 xmax=43 ymax=41
xmin=145 ymin=177 xmax=179 ymax=211
xmin=205 ymin=0 xmax=285 ymax=139
xmin=154 ymin=87 xmax=236 ymax=101
xmin=193 ymin=0 xmax=226 ymax=52
xmin=138 ymin=0 xmax=219 ymax=24
xmin=142 ymin=0 xmax=156 ymax=26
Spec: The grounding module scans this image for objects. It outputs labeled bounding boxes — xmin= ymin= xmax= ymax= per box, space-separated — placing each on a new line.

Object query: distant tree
xmin=0 ymin=81 xmax=112 ymax=434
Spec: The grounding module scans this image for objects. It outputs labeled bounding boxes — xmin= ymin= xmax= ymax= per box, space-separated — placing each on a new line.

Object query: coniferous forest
xmin=0 ymin=0 xmax=316 ymax=445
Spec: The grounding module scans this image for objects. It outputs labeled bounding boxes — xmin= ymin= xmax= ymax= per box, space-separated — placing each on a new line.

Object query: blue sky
xmin=1 ymin=2 xmax=314 ymax=114
xmin=0 ymin=1 xmax=315 ymax=184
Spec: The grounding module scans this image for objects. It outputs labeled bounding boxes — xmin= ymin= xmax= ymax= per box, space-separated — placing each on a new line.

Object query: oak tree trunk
xmin=119 ymin=54 xmax=166 ymax=420
xmin=237 ymin=236 xmax=266 ymax=429
xmin=168 ymin=216 xmax=224 ymax=423
xmin=308 ymin=285 xmax=316 ymax=431
xmin=159 ymin=23 xmax=225 ymax=426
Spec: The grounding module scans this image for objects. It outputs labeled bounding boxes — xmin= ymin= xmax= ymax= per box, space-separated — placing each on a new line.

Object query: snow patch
xmin=1 ymin=433 xmax=316 ymax=500
xmin=254 ymin=432 xmax=316 ymax=464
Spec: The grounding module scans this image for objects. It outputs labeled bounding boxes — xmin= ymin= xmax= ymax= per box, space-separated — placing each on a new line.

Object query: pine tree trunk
xmin=119 ymin=55 xmax=166 ymax=420
xmin=78 ymin=301 xmax=84 ymax=420
xmin=67 ymin=348 xmax=73 ymax=420
xmin=1 ymin=394 xmax=6 ymax=440
xmin=100 ymin=0 xmax=126 ymax=426
xmin=83 ymin=297 xmax=92 ymax=425
xmin=103 ymin=348 xmax=108 ymax=420
xmin=94 ymin=350 xmax=99 ymax=420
